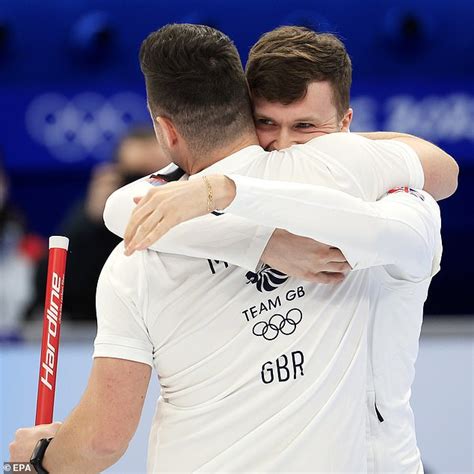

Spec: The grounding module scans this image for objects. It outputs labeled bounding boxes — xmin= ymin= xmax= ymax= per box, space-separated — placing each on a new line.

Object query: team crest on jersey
xmin=246 ymin=265 xmax=288 ymax=292
xmin=388 ymin=187 xmax=425 ymax=201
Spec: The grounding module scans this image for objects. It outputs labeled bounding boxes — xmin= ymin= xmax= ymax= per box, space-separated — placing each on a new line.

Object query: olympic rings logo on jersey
xmin=252 ymin=308 xmax=303 ymax=341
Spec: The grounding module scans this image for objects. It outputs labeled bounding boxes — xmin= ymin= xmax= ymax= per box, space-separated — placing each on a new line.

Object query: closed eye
xmin=295 ymin=122 xmax=316 ymax=129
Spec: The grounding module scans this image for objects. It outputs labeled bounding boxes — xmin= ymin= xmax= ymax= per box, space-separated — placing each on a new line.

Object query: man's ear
xmin=155 ymin=116 xmax=179 ymax=148
xmin=340 ymin=108 xmax=353 ymax=132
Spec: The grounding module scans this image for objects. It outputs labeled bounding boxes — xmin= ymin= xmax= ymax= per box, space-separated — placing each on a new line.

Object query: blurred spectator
xmin=0 ymin=157 xmax=45 ymax=340
xmin=29 ymin=126 xmax=169 ymax=321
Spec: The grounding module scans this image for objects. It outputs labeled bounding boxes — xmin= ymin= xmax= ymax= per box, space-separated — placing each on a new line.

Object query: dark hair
xmin=246 ymin=26 xmax=352 ymax=119
xmin=139 ymin=24 xmax=254 ymax=155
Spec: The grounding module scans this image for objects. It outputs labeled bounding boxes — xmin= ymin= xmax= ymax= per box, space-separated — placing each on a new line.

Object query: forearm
xmin=152 ymin=214 xmax=273 ymax=270
xmin=104 ymin=180 xmax=273 ymax=270
xmin=218 ymin=175 xmax=388 ymax=269
xmin=357 ymin=131 xmax=459 ymax=200
xmin=43 ymin=404 xmax=125 ymax=473
xmin=213 ymin=174 xmax=434 ymax=279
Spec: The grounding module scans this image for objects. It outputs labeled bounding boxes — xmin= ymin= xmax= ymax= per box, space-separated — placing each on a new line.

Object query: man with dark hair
xmin=140 ymin=26 xmax=255 ymax=158
xmin=10 ymin=24 xmax=453 ymax=473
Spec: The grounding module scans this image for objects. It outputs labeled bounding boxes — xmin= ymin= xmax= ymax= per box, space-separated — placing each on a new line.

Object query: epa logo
xmin=3 ymin=463 xmax=32 ymax=472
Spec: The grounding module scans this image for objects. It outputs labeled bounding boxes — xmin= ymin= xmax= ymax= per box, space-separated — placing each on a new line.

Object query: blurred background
xmin=0 ymin=0 xmax=473 ymax=473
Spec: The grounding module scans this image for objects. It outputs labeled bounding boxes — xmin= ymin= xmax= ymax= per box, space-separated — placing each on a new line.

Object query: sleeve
xmin=154 ymin=214 xmax=273 ymax=271
xmin=103 ymin=176 xmax=274 ymax=271
xmin=93 ymin=244 xmax=154 ymax=366
xmin=225 ymin=175 xmax=441 ymax=282
xmin=299 ymin=133 xmax=425 ymax=201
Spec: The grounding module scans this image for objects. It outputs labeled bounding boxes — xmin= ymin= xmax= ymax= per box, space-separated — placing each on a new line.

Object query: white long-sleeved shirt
xmin=98 ymin=133 xmax=427 ymax=472
xmin=222 ymin=175 xmax=439 ymax=282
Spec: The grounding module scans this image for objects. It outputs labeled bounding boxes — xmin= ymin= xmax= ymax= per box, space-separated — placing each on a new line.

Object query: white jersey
xmin=97 ymin=133 xmax=425 ymax=472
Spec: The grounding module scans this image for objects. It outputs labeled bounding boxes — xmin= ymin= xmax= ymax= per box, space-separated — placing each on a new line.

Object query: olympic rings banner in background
xmin=1 ymin=82 xmax=472 ymax=234
xmin=2 ymin=83 xmax=473 ymax=172
xmin=24 ymin=92 xmax=149 ymax=163
xmin=1 ymin=89 xmax=150 ymax=170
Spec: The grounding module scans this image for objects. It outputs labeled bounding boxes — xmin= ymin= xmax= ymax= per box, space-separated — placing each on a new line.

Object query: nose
xmin=269 ymin=130 xmax=298 ymax=151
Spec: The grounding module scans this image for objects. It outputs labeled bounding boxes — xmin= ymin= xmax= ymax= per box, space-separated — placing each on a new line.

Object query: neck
xmin=186 ymin=131 xmax=259 ymax=175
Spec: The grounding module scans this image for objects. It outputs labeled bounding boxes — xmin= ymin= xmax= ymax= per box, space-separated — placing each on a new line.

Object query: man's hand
xmin=9 ymin=422 xmax=62 ymax=463
xmin=124 ymin=180 xmax=208 ymax=255
xmin=124 ymin=175 xmax=235 ymax=255
xmin=262 ymin=229 xmax=351 ymax=284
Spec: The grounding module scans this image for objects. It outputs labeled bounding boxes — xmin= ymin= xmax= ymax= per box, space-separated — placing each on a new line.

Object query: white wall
xmin=410 ymin=334 xmax=473 ymax=474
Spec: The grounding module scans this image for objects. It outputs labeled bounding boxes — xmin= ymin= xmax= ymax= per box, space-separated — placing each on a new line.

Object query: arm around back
xmin=394 ymin=135 xmax=458 ymax=200
xmin=358 ymin=132 xmax=459 ymax=200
